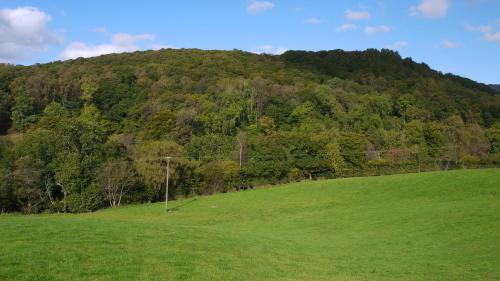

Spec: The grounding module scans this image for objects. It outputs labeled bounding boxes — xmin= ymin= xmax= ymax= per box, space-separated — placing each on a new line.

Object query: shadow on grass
xmin=168 ymin=198 xmax=198 ymax=212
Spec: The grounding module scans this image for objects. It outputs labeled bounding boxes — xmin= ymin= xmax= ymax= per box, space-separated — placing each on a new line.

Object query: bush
xmin=459 ymin=154 xmax=480 ymax=169
xmin=67 ymin=183 xmax=104 ymax=213
xmin=288 ymin=167 xmax=303 ymax=182
xmin=197 ymin=160 xmax=240 ymax=194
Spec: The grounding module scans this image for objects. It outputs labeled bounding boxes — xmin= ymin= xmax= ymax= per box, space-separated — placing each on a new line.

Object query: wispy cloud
xmin=387 ymin=41 xmax=408 ymax=50
xmin=304 ymin=17 xmax=320 ymax=25
xmin=465 ymin=22 xmax=500 ymax=43
xmin=410 ymin=0 xmax=451 ymax=18
xmin=345 ymin=9 xmax=370 ymax=20
xmin=59 ymin=32 xmax=156 ymax=60
xmin=464 ymin=23 xmax=492 ymax=33
xmin=364 ymin=25 xmax=393 ymax=35
xmin=336 ymin=23 xmax=357 ymax=32
xmin=250 ymin=45 xmax=287 ymax=55
xmin=247 ymin=1 xmax=274 ymax=15
xmin=0 ymin=6 xmax=62 ymax=63
xmin=484 ymin=31 xmax=500 ymax=42
xmin=441 ymin=39 xmax=459 ymax=48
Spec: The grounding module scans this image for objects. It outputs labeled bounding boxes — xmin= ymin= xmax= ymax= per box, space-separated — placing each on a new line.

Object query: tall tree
xmin=134 ymin=140 xmax=186 ymax=201
xmin=11 ymin=157 xmax=43 ymax=213
xmin=97 ymin=160 xmax=136 ymax=207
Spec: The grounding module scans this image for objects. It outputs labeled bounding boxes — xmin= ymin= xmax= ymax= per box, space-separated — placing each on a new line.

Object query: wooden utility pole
xmin=164 ymin=156 xmax=171 ymax=213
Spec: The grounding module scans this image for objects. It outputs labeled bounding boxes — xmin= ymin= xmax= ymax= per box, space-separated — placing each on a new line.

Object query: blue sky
xmin=1 ymin=0 xmax=499 ymax=83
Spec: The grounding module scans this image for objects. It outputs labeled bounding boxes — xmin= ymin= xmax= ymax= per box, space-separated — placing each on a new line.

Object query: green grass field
xmin=1 ymin=169 xmax=499 ymax=281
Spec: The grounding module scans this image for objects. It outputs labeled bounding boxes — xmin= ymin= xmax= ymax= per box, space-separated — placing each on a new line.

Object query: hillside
xmin=490 ymin=84 xmax=500 ymax=92
xmin=1 ymin=169 xmax=499 ymax=281
xmin=1 ymin=48 xmax=499 ymax=132
xmin=1 ymin=48 xmax=500 ymax=214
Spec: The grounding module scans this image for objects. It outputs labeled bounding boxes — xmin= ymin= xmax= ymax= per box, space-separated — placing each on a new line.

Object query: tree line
xmin=0 ymin=48 xmax=499 ymax=213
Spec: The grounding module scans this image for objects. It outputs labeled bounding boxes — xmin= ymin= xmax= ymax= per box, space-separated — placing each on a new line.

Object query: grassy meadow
xmin=1 ymin=169 xmax=499 ymax=281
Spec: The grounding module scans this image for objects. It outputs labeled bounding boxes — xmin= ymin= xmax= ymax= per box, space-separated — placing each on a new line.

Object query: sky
xmin=0 ymin=0 xmax=499 ymax=84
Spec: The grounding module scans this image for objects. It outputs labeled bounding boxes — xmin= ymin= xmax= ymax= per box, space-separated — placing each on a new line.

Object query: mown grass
xmin=1 ymin=169 xmax=499 ymax=281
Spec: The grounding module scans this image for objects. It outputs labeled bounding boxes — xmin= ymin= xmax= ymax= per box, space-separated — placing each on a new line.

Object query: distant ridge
xmin=281 ymin=49 xmax=497 ymax=95
xmin=489 ymin=84 xmax=500 ymax=92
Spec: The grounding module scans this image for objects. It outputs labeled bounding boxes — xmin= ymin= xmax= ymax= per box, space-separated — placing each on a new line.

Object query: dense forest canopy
xmin=0 ymin=48 xmax=499 ymax=213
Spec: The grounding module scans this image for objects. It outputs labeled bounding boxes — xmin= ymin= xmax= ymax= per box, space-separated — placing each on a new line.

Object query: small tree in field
xmin=98 ymin=160 xmax=136 ymax=207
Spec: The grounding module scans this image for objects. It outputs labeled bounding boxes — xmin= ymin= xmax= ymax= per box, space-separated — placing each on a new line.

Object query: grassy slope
xmin=0 ymin=169 xmax=499 ymax=281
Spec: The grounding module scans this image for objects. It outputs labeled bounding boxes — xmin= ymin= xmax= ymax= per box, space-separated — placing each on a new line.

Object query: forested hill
xmin=1 ymin=48 xmax=499 ymax=133
xmin=282 ymin=49 xmax=498 ymax=95
xmin=0 ymin=48 xmax=499 ymax=213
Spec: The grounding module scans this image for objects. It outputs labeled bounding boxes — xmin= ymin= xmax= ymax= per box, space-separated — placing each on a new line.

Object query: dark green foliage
xmin=187 ymin=133 xmax=234 ymax=163
xmin=197 ymin=160 xmax=240 ymax=194
xmin=339 ymin=132 xmax=368 ymax=169
xmin=489 ymin=84 xmax=500 ymax=92
xmin=66 ymin=182 xmax=104 ymax=212
xmin=244 ymin=132 xmax=292 ymax=182
xmin=0 ymin=48 xmax=499 ymax=213
xmin=287 ymin=131 xmax=329 ymax=179
xmin=10 ymin=156 xmax=44 ymax=213
xmin=0 ymin=90 xmax=12 ymax=134
xmin=0 ymin=167 xmax=16 ymax=212
xmin=143 ymin=110 xmax=176 ymax=140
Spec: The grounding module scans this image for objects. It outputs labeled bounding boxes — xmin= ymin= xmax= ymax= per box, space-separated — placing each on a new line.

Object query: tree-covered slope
xmin=282 ymin=49 xmax=497 ymax=94
xmin=1 ymin=169 xmax=499 ymax=280
xmin=0 ymin=48 xmax=499 ymax=213
xmin=489 ymin=84 xmax=500 ymax=92
xmin=282 ymin=49 xmax=499 ymax=121
xmin=1 ymin=48 xmax=499 ymax=132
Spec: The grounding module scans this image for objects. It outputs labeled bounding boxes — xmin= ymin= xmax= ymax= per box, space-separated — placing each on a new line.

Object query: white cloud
xmin=465 ymin=22 xmax=500 ymax=43
xmin=345 ymin=9 xmax=370 ymax=20
xmin=441 ymin=39 xmax=458 ymax=48
xmin=479 ymin=25 xmax=492 ymax=33
xmin=59 ymin=32 xmax=155 ymax=60
xmin=247 ymin=1 xmax=274 ymax=15
xmin=0 ymin=6 xmax=62 ymax=63
xmin=274 ymin=47 xmax=288 ymax=55
xmin=410 ymin=0 xmax=451 ymax=18
xmin=364 ymin=25 xmax=393 ymax=35
xmin=250 ymin=45 xmax=287 ymax=55
xmin=336 ymin=23 xmax=357 ymax=32
xmin=387 ymin=41 xmax=408 ymax=49
xmin=304 ymin=17 xmax=320 ymax=24
xmin=497 ymin=19 xmax=500 ymax=26
xmin=485 ymin=31 xmax=500 ymax=42
xmin=465 ymin=23 xmax=492 ymax=33
xmin=478 ymin=25 xmax=492 ymax=33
